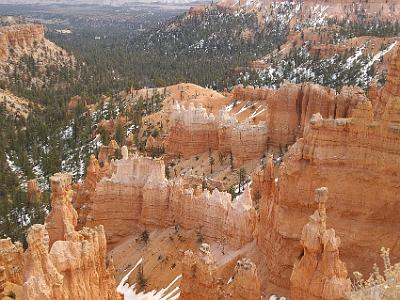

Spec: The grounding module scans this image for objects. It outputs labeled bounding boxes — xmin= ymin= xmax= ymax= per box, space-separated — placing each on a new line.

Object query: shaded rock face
xmin=232 ymin=83 xmax=361 ymax=151
xmin=79 ymin=153 xmax=256 ymax=249
xmin=290 ymin=187 xmax=351 ymax=300
xmin=0 ymin=24 xmax=44 ymax=63
xmin=19 ymin=171 xmax=120 ymax=300
xmin=259 ymin=95 xmax=400 ymax=288
xmin=165 ymin=83 xmax=361 ymax=166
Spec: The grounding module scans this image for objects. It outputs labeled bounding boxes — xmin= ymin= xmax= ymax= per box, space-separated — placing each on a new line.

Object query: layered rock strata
xmin=0 ymin=24 xmax=44 ymax=63
xmin=165 ymin=101 xmax=267 ymax=167
xmin=260 ymin=96 xmax=400 ymax=288
xmin=290 ymin=187 xmax=351 ymax=300
xmin=165 ymin=83 xmax=362 ymax=166
xmin=78 ymin=149 xmax=256 ymax=248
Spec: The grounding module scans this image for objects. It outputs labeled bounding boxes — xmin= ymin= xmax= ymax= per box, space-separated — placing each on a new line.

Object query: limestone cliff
xmin=0 ymin=23 xmax=75 ymax=85
xmin=290 ymin=187 xmax=351 ymax=300
xmin=216 ymin=0 xmax=400 ymax=21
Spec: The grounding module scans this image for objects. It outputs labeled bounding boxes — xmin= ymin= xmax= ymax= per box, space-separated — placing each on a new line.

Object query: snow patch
xmin=117 ymin=258 xmax=181 ymax=300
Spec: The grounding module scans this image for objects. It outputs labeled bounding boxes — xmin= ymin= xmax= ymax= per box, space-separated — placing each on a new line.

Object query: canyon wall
xmin=165 ymin=83 xmax=362 ymax=166
xmin=216 ymin=0 xmax=400 ymax=21
xmin=78 ymin=149 xmax=256 ymax=249
xmin=259 ymin=95 xmax=400 ymax=288
xmin=164 ymin=101 xmax=259 ymax=166
xmin=0 ymin=24 xmax=44 ymax=63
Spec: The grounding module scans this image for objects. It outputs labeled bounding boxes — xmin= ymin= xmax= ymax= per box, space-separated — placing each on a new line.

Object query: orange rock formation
xmin=230 ymin=258 xmax=261 ymax=300
xmin=259 ymin=95 xmax=400 ymax=288
xmin=290 ymin=187 xmax=351 ymax=300
xmin=27 ymin=179 xmax=42 ymax=203
xmin=78 ymin=151 xmax=256 ymax=248
xmin=0 ymin=239 xmax=23 ymax=297
xmin=180 ymin=245 xmax=261 ymax=300
xmin=165 ymin=83 xmax=362 ymax=165
xmin=0 ymin=172 xmax=120 ymax=300
xmin=0 ymin=24 xmax=44 ymax=63
xmin=45 ymin=173 xmax=77 ymax=247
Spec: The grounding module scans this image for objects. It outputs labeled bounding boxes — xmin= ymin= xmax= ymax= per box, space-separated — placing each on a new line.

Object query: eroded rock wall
xmin=165 ymin=83 xmax=361 ymax=166
xmin=259 ymin=97 xmax=400 ymax=288
xmin=79 ymin=150 xmax=256 ymax=249
xmin=0 ymin=24 xmax=44 ymax=63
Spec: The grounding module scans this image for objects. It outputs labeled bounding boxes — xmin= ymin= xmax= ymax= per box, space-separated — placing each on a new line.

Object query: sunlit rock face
xmin=0 ymin=238 xmax=24 ymax=296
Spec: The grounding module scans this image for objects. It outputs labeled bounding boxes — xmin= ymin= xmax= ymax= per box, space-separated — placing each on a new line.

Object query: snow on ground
xmin=249 ymin=105 xmax=265 ymax=119
xmin=269 ymin=295 xmax=287 ymax=300
xmin=357 ymin=41 xmax=398 ymax=84
xmin=117 ymin=258 xmax=181 ymax=300
xmin=345 ymin=46 xmax=365 ymax=69
xmin=235 ymin=102 xmax=253 ymax=115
